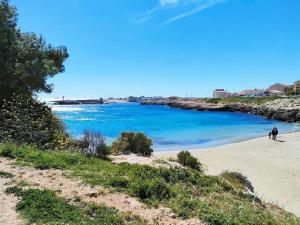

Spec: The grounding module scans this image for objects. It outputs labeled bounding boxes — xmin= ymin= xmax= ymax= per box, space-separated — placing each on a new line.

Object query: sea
xmin=52 ymin=103 xmax=300 ymax=151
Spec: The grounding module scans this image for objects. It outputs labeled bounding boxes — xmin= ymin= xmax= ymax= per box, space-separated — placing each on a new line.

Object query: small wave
xmin=51 ymin=105 xmax=83 ymax=112
xmin=76 ymin=118 xmax=96 ymax=121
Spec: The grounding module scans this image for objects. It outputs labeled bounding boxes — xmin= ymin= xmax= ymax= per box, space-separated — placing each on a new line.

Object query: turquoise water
xmin=52 ymin=103 xmax=299 ymax=151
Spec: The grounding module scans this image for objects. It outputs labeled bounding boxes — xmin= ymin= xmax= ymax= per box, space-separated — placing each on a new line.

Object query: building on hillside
xmin=239 ymin=89 xmax=265 ymax=97
xmin=213 ymin=89 xmax=231 ymax=98
xmin=266 ymin=83 xmax=287 ymax=96
xmin=294 ymin=80 xmax=300 ymax=95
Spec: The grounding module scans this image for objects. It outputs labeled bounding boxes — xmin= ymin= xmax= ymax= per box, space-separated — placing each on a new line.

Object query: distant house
xmin=213 ymin=89 xmax=231 ymax=98
xmin=239 ymin=89 xmax=264 ymax=97
xmin=294 ymin=80 xmax=300 ymax=95
xmin=266 ymin=83 xmax=287 ymax=96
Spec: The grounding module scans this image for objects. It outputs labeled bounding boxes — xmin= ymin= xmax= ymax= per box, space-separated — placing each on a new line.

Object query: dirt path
xmin=0 ymin=175 xmax=23 ymax=225
xmin=0 ymin=158 xmax=202 ymax=225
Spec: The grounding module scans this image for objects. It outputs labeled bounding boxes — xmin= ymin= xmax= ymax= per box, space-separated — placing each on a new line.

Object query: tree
xmin=0 ymin=94 xmax=70 ymax=149
xmin=0 ymin=0 xmax=68 ymax=99
xmin=284 ymin=86 xmax=295 ymax=96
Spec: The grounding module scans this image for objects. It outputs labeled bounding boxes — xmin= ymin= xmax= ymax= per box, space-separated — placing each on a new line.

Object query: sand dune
xmin=156 ymin=132 xmax=300 ymax=216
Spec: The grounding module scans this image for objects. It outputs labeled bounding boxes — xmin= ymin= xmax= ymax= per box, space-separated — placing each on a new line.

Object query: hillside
xmin=1 ymin=143 xmax=299 ymax=225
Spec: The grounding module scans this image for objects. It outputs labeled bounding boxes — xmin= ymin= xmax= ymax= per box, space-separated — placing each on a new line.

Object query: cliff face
xmin=141 ymin=98 xmax=300 ymax=123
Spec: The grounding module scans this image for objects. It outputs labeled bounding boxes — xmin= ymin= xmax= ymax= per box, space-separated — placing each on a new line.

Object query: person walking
xmin=271 ymin=127 xmax=278 ymax=140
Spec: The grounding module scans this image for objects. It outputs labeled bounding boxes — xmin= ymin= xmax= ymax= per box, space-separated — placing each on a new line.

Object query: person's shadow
xmin=275 ymin=139 xmax=285 ymax=143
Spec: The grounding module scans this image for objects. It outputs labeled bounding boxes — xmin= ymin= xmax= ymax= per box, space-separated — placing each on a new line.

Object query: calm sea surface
xmin=52 ymin=103 xmax=299 ymax=151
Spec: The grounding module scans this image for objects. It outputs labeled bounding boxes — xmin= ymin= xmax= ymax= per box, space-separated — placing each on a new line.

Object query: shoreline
xmin=142 ymin=98 xmax=300 ymax=123
xmin=155 ymin=131 xmax=300 ymax=216
xmin=153 ymin=127 xmax=300 ymax=152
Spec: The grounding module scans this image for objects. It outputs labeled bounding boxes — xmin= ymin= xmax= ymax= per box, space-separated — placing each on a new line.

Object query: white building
xmin=213 ymin=89 xmax=231 ymax=98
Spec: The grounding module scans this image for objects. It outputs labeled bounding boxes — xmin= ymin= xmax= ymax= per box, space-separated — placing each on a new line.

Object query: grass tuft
xmin=220 ymin=171 xmax=254 ymax=193
xmin=0 ymin=171 xmax=14 ymax=178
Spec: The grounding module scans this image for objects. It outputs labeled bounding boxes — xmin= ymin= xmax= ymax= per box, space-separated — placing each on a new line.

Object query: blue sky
xmin=12 ymin=0 xmax=300 ymax=99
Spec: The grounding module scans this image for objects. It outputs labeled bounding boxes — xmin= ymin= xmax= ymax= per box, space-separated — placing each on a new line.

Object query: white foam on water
xmin=50 ymin=105 xmax=84 ymax=112
xmin=76 ymin=118 xmax=96 ymax=121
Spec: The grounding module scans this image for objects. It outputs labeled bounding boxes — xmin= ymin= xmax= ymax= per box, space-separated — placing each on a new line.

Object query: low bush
xmin=0 ymin=145 xmax=14 ymax=158
xmin=112 ymin=132 xmax=153 ymax=157
xmin=0 ymin=171 xmax=14 ymax=178
xmin=109 ymin=177 xmax=129 ymax=189
xmin=79 ymin=130 xmax=110 ymax=159
xmin=5 ymin=186 xmax=23 ymax=196
xmin=96 ymin=144 xmax=111 ymax=159
xmin=177 ymin=151 xmax=202 ymax=171
xmin=221 ymin=171 xmax=254 ymax=193
xmin=131 ymin=178 xmax=172 ymax=203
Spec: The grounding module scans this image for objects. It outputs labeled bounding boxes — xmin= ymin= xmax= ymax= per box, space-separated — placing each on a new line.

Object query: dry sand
xmin=156 ymin=132 xmax=300 ymax=217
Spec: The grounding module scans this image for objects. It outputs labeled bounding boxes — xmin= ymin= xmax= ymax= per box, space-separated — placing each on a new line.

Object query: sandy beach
xmin=156 ymin=132 xmax=300 ymax=217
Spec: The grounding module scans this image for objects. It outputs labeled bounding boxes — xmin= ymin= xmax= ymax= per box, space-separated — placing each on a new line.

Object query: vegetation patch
xmin=0 ymin=143 xmax=88 ymax=169
xmin=79 ymin=129 xmax=111 ymax=159
xmin=0 ymin=95 xmax=72 ymax=150
xmin=204 ymin=96 xmax=284 ymax=105
xmin=177 ymin=151 xmax=203 ymax=171
xmin=1 ymin=143 xmax=299 ymax=225
xmin=205 ymin=96 xmax=282 ymax=105
xmin=0 ymin=171 xmax=14 ymax=178
xmin=112 ymin=132 xmax=153 ymax=157
xmin=221 ymin=171 xmax=254 ymax=193
xmin=6 ymin=186 xmax=146 ymax=225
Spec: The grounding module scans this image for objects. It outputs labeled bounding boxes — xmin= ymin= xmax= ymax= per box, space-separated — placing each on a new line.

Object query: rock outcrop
xmin=141 ymin=98 xmax=300 ymax=123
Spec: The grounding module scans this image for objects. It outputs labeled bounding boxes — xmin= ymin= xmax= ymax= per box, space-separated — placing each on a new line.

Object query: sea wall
xmin=141 ymin=99 xmax=300 ymax=123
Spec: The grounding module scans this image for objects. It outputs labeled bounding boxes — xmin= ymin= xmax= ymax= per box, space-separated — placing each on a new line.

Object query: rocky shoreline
xmin=141 ymin=98 xmax=300 ymax=123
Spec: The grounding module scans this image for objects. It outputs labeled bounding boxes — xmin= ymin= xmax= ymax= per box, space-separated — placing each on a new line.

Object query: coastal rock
xmin=296 ymin=113 xmax=300 ymax=122
xmin=141 ymin=98 xmax=300 ymax=123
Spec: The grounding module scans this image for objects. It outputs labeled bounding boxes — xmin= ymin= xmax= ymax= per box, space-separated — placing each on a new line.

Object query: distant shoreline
xmin=142 ymin=98 xmax=300 ymax=123
xmin=153 ymin=128 xmax=300 ymax=152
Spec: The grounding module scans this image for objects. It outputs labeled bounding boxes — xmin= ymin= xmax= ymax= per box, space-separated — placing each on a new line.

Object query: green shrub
xmin=221 ymin=171 xmax=254 ymax=193
xmin=0 ymin=171 xmax=14 ymax=178
xmin=112 ymin=132 xmax=153 ymax=157
xmin=108 ymin=177 xmax=129 ymax=189
xmin=96 ymin=144 xmax=111 ymax=159
xmin=0 ymin=95 xmax=70 ymax=150
xmin=170 ymin=196 xmax=199 ymax=219
xmin=131 ymin=178 xmax=172 ymax=203
xmin=79 ymin=130 xmax=110 ymax=159
xmin=177 ymin=151 xmax=202 ymax=171
xmin=0 ymin=146 xmax=14 ymax=158
xmin=5 ymin=186 xmax=23 ymax=196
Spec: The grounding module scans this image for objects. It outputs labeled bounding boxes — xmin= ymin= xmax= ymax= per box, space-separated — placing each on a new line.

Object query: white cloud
xmin=159 ymin=0 xmax=180 ymax=7
xmin=137 ymin=0 xmax=226 ymax=26
xmin=160 ymin=0 xmax=224 ymax=25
